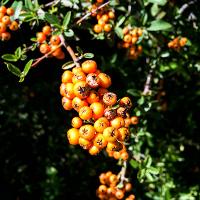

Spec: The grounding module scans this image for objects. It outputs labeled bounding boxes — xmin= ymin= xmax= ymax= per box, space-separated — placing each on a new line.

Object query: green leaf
xmin=83 ymin=53 xmax=94 ymax=59
xmin=63 ymin=11 xmax=71 ymax=29
xmin=148 ymin=167 xmax=159 ymax=175
xmin=127 ymin=89 xmax=140 ymax=96
xmin=151 ymin=4 xmax=160 ymax=17
xmin=25 ymin=0 xmax=33 ymax=10
xmin=4 ymin=62 xmax=21 ymax=77
xmin=15 ymin=47 xmax=22 ymax=59
xmin=114 ymin=27 xmax=123 ymax=39
xmin=147 ymin=20 xmax=172 ymax=31
xmin=11 ymin=1 xmax=23 ymax=20
xmin=62 ymin=61 xmax=76 ymax=70
xmin=146 ymin=172 xmax=154 ymax=181
xmin=64 ymin=29 xmax=74 ymax=37
xmin=144 ymin=155 xmax=152 ymax=167
xmin=148 ymin=0 xmax=167 ymax=6
xmin=2 ymin=54 xmax=18 ymax=62
xmin=130 ymin=159 xmax=139 ymax=169
xmin=45 ymin=13 xmax=60 ymax=26
xmin=116 ymin=16 xmax=126 ymax=27
xmin=22 ymin=59 xmax=33 ymax=76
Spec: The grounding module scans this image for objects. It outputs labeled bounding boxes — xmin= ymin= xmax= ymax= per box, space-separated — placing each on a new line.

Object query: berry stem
xmin=60 ymin=34 xmax=80 ymax=68
xmin=142 ymin=69 xmax=153 ymax=95
xmin=118 ymin=161 xmax=128 ymax=186
xmin=76 ymin=1 xmax=110 ymax=25
xmin=31 ymin=44 xmax=62 ymax=67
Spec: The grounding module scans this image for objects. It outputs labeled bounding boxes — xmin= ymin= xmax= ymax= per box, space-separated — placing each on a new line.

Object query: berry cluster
xmin=119 ymin=27 xmax=143 ymax=60
xmin=60 ymin=60 xmax=135 ymax=155
xmin=168 ymin=37 xmax=187 ymax=51
xmin=36 ymin=25 xmax=65 ymax=59
xmin=90 ymin=1 xmax=115 ymax=34
xmin=0 ymin=6 xmax=18 ymax=41
xmin=97 ymin=171 xmax=135 ymax=200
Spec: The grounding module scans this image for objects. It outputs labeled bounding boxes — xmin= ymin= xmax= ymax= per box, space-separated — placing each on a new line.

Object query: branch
xmin=31 ymin=44 xmax=62 ymax=67
xmin=142 ymin=69 xmax=153 ymax=95
xmin=117 ymin=161 xmax=128 ymax=186
xmin=60 ymin=35 xmax=80 ymax=68
xmin=76 ymin=1 xmax=110 ymax=25
xmin=43 ymin=0 xmax=60 ymax=8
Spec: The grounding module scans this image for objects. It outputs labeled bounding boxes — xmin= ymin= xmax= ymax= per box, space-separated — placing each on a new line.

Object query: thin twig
xmin=60 ymin=35 xmax=80 ymax=67
xmin=31 ymin=43 xmax=62 ymax=67
xmin=142 ymin=69 xmax=153 ymax=95
xmin=76 ymin=1 xmax=110 ymax=25
xmin=43 ymin=0 xmax=60 ymax=8
xmin=117 ymin=161 xmax=128 ymax=186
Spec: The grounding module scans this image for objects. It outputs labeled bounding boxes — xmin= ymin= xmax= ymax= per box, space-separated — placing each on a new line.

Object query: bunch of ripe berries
xmin=60 ymin=60 xmax=138 ymax=156
xmin=120 ymin=26 xmax=143 ymax=60
xmin=36 ymin=25 xmax=65 ymax=59
xmin=168 ymin=37 xmax=187 ymax=51
xmin=0 ymin=6 xmax=19 ymax=41
xmin=89 ymin=0 xmax=115 ymax=34
xmin=97 ymin=171 xmax=135 ymax=200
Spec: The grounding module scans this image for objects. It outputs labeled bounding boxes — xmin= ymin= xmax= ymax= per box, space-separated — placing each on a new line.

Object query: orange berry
xmin=131 ymin=37 xmax=137 ymax=44
xmin=6 ymin=7 xmax=14 ymax=16
xmin=62 ymin=70 xmax=73 ymax=83
xmin=179 ymin=37 xmax=187 ymax=47
xmin=36 ymin=32 xmax=46 ymax=43
xmin=39 ymin=43 xmax=51 ymax=54
xmin=115 ymin=190 xmax=124 ymax=199
xmin=78 ymin=137 xmax=91 ymax=149
xmin=108 ymin=11 xmax=115 ymax=19
xmin=1 ymin=32 xmax=11 ymax=40
xmin=124 ymin=117 xmax=132 ymax=127
xmin=79 ymin=106 xmax=93 ymax=120
xmin=79 ymin=124 xmax=96 ymax=140
xmin=72 ymin=67 xmax=83 ymax=74
xmin=122 ymin=27 xmax=129 ymax=35
xmin=98 ymin=185 xmax=107 ymax=194
xmin=60 ymin=83 xmax=66 ymax=96
xmin=89 ymin=145 xmax=100 ymax=155
xmin=123 ymin=34 xmax=132 ymax=43
xmin=67 ymin=128 xmax=79 ymax=145
xmin=2 ymin=15 xmax=11 ymax=25
xmin=73 ymin=81 xmax=89 ymax=99
xmin=56 ymin=51 xmax=65 ymax=59
xmin=94 ymin=118 xmax=109 ymax=132
xmin=0 ymin=22 xmax=6 ymax=33
xmin=98 ymin=18 xmax=106 ymax=26
xmin=118 ymin=127 xmax=130 ymax=141
xmin=52 ymin=47 xmax=62 ymax=57
xmin=103 ymin=92 xmax=117 ymax=106
xmin=94 ymin=24 xmax=103 ymax=33
xmin=9 ymin=21 xmax=19 ymax=31
xmin=86 ymin=73 xmax=100 ymax=88
xmin=104 ymin=108 xmax=117 ymax=120
xmin=98 ymin=87 xmax=108 ymax=97
xmin=104 ymin=24 xmax=112 ymax=32
xmin=62 ymin=97 xmax=73 ymax=110
xmin=106 ymin=141 xmax=123 ymax=152
xmin=121 ymin=151 xmax=129 ymax=160
xmin=71 ymin=117 xmax=83 ymax=129
xmin=50 ymin=35 xmax=61 ymax=45
xmin=72 ymin=71 xmax=86 ymax=84
xmin=119 ymin=97 xmax=132 ymax=109
xmin=109 ymin=174 xmax=118 ymax=184
xmin=98 ymin=73 xmax=111 ymax=88
xmin=137 ymin=28 xmax=143 ymax=37
xmin=101 ymin=14 xmax=109 ymax=22
xmin=86 ymin=90 xmax=100 ymax=104
xmin=72 ymin=97 xmax=88 ymax=112
xmin=90 ymin=102 xmax=104 ymax=119
xmin=65 ymin=83 xmax=75 ymax=99
xmin=131 ymin=116 xmax=139 ymax=125
xmin=42 ymin=25 xmax=51 ymax=35
xmin=110 ymin=117 xmax=125 ymax=129
xmin=113 ymin=151 xmax=121 ymax=159
xmin=117 ymin=107 xmax=127 ymax=118
xmin=125 ymin=182 xmax=132 ymax=192
xmin=103 ymin=127 xmax=119 ymax=143
xmin=82 ymin=60 xmax=97 ymax=74
xmin=99 ymin=173 xmax=107 ymax=184
xmin=93 ymin=133 xmax=107 ymax=149
xmin=0 ymin=6 xmax=7 ymax=14
xmin=130 ymin=28 xmax=137 ymax=37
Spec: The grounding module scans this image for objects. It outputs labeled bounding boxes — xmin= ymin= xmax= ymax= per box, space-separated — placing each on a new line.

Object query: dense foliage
xmin=0 ymin=0 xmax=199 ymax=199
